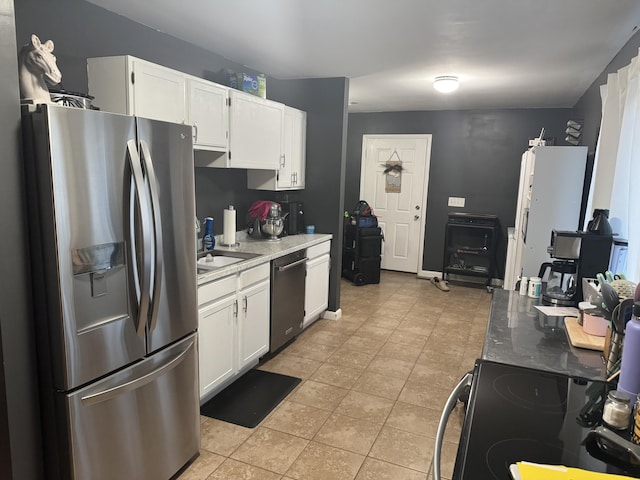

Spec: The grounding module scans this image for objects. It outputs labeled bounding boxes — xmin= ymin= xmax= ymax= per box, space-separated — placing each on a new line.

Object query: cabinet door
xmin=187 ymin=78 xmax=228 ymax=151
xmin=278 ymin=108 xmax=295 ymax=188
xmin=238 ymin=279 xmax=270 ymax=369
xmin=304 ymin=254 xmax=330 ymax=328
xmin=246 ymin=107 xmax=306 ymax=190
xmin=229 ymin=91 xmax=283 ymax=169
xmin=198 ymin=295 xmax=236 ymax=400
xmin=286 ymin=107 xmax=306 ymax=189
xmin=131 ymin=59 xmax=186 ymax=124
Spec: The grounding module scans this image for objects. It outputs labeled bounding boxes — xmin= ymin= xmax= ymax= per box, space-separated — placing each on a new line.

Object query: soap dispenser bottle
xmin=202 ymin=217 xmax=215 ymax=251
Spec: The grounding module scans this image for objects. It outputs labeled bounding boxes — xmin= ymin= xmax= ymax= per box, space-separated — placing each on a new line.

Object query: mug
xmin=305 ymin=225 xmax=315 ymax=234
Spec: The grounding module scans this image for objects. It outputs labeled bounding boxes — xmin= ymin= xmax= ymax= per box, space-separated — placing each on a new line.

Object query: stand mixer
xmin=247 ymin=201 xmax=288 ymax=241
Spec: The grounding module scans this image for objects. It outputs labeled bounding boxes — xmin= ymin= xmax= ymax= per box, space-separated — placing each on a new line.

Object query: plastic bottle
xmin=519 ymin=276 xmax=528 ymax=295
xmin=202 ymin=217 xmax=215 ymax=251
xmin=619 ymin=302 xmax=640 ymax=405
xmin=528 ymin=277 xmax=542 ymax=298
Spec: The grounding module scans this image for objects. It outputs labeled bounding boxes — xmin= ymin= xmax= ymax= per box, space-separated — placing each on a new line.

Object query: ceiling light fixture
xmin=433 ymin=75 xmax=459 ymax=93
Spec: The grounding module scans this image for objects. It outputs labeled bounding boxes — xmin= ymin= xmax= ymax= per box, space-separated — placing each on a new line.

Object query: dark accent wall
xmin=1 ymin=1 xmax=43 ymax=478
xmin=268 ymin=78 xmax=350 ymax=310
xmin=14 ymin=0 xmax=252 ymax=94
xmin=346 ymin=109 xmax=574 ymax=276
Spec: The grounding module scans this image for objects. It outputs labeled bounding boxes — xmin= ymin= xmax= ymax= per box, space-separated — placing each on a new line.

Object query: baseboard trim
xmin=322 ymin=308 xmax=342 ymax=321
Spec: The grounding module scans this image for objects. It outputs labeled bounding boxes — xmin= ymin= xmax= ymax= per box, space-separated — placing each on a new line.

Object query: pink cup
xmin=583 ymin=312 xmax=608 ymax=337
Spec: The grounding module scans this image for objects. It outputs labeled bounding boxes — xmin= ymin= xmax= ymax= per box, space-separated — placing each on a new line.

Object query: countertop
xmin=482 ymin=289 xmax=606 ymax=380
xmin=197 ymin=231 xmax=332 ymax=285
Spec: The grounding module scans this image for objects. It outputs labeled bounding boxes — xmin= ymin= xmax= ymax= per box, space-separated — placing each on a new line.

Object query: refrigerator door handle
xmin=80 ymin=339 xmax=195 ymax=406
xmin=139 ymin=140 xmax=164 ymax=333
xmin=433 ymin=372 xmax=472 ymax=480
xmin=125 ymin=140 xmax=152 ymax=336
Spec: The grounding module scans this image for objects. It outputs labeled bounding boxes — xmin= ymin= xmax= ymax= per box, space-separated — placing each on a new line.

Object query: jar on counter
xmin=603 ymin=390 xmax=632 ymax=430
xmin=578 ymin=301 xmax=595 ymax=326
xmin=528 ymin=277 xmax=542 ymax=298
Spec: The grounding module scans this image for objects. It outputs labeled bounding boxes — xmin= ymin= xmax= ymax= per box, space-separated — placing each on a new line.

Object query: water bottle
xmin=202 ymin=217 xmax=215 ymax=251
xmin=619 ymin=302 xmax=640 ymax=405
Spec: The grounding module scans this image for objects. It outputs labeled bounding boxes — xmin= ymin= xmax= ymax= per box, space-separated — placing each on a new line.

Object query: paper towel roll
xmin=223 ymin=206 xmax=236 ymax=245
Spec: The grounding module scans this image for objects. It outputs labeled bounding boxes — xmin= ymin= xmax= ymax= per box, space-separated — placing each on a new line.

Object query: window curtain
xmin=590 ymin=49 xmax=640 ymax=282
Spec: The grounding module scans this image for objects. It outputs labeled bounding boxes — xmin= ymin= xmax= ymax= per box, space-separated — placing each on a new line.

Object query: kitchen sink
xmin=196 ymin=251 xmax=260 ymax=274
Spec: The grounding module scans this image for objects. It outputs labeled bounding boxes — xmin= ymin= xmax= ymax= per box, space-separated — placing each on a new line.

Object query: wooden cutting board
xmin=564 ymin=316 xmax=605 ymax=351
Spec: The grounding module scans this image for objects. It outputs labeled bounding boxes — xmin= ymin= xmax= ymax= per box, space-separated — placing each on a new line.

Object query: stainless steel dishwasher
xmin=270 ymin=250 xmax=307 ymax=352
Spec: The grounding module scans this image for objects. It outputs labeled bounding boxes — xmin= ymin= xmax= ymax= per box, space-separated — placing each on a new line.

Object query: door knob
xmin=415 ymin=205 xmax=420 ymax=210
xmin=414 ymin=215 xmax=420 ymax=220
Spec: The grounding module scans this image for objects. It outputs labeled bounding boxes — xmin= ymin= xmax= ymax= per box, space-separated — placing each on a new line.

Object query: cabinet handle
xmin=243 ymin=296 xmax=248 ymax=313
xmin=193 ymin=123 xmax=198 ymax=142
xmin=233 ymin=299 xmax=238 ymax=318
xmin=280 ymin=154 xmax=286 ymax=168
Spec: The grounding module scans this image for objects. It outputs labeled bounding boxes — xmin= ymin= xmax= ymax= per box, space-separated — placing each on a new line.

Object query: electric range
xmin=450 ymin=360 xmax=640 ymax=479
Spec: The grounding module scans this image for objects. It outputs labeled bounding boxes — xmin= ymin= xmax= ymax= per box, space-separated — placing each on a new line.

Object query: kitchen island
xmin=482 ymin=288 xmax=606 ymax=380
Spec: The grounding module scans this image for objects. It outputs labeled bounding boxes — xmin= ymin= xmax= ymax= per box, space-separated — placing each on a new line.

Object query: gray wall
xmin=14 ymin=0 xmax=250 ymax=93
xmin=346 ymin=109 xmax=574 ymax=276
xmin=269 ymin=78 xmax=350 ymax=310
xmin=1 ymin=0 xmax=43 ymax=478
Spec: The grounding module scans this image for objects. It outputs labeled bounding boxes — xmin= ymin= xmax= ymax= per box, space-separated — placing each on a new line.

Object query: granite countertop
xmin=197 ymin=231 xmax=332 ymax=285
xmin=482 ymin=289 xmax=606 ymax=381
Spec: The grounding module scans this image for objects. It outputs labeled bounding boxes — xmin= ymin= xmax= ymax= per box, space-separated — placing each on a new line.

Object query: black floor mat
xmin=200 ymin=369 xmax=301 ymax=428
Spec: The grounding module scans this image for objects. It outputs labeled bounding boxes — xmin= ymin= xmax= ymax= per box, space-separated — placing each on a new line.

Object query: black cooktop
xmin=453 ymin=360 xmax=640 ymax=479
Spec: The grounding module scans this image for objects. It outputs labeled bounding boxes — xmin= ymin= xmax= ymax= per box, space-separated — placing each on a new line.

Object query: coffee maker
xmin=540 ymin=230 xmax=613 ymax=305
xmin=280 ymin=201 xmax=305 ymax=235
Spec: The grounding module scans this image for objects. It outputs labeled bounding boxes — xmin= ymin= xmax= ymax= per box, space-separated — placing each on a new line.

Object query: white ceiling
xmin=86 ymin=0 xmax=640 ymax=113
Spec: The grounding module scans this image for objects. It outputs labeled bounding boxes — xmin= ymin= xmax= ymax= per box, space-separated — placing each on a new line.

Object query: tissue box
xmin=229 ymin=73 xmax=266 ymax=98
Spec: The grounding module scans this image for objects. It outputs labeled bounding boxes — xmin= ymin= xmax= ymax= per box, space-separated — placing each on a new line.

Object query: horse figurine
xmin=18 ymin=34 xmax=62 ymax=105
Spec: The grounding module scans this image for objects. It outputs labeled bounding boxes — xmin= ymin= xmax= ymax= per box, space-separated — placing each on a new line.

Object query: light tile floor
xmin=179 ymin=271 xmax=492 ymax=480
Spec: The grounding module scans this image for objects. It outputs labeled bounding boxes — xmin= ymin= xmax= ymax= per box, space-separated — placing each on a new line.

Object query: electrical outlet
xmin=448 ymin=197 xmax=466 ymax=207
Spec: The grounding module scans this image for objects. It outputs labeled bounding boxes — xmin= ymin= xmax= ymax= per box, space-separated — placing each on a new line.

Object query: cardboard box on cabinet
xmin=229 ymin=73 xmax=266 ymax=98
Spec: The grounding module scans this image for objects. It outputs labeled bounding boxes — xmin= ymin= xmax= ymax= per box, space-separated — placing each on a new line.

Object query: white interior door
xmin=360 ymin=135 xmax=432 ymax=273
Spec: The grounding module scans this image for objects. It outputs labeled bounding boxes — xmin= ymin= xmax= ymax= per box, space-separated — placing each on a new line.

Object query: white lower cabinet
xmin=304 ymin=241 xmax=331 ymax=328
xmin=197 ymin=263 xmax=270 ymax=402
xmin=238 ymin=275 xmax=270 ymax=369
xmin=198 ymin=293 xmax=236 ymax=398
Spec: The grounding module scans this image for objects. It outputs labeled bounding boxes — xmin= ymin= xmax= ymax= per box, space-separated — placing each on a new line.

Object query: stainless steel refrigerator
xmin=22 ymin=104 xmax=199 ymax=480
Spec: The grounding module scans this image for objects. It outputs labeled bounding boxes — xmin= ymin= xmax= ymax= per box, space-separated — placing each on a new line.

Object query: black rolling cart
xmin=442 ymin=213 xmax=499 ymax=289
xmin=342 ymin=214 xmax=383 ymax=286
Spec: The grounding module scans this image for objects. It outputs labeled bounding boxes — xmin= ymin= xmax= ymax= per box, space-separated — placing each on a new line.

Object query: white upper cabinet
xmin=227 ymin=90 xmax=284 ymax=170
xmin=186 ymin=77 xmax=228 ymax=151
xmin=88 ymin=56 xmax=186 ymax=124
xmin=247 ymin=106 xmax=306 ymax=190
xmin=88 ymin=56 xmax=302 ymax=169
